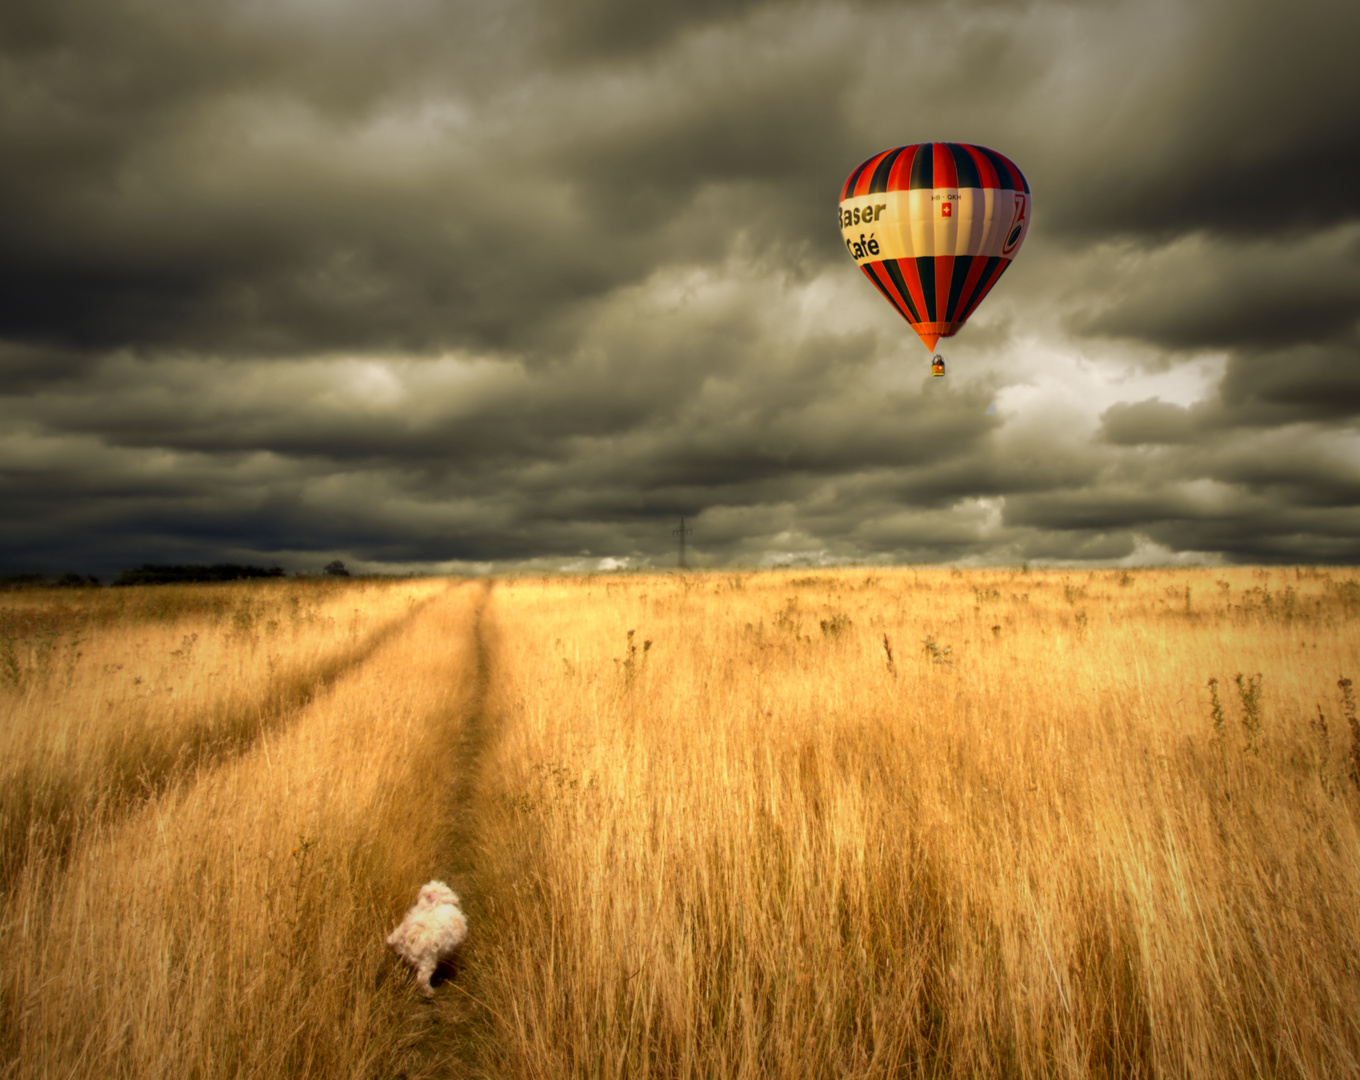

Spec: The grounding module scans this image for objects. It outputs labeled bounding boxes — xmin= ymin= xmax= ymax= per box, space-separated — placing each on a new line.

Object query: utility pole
xmin=672 ymin=517 xmax=692 ymax=569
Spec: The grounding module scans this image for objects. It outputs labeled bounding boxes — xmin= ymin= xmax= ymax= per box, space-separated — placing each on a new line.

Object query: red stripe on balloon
xmin=934 ymin=254 xmax=954 ymax=327
xmin=840 ymin=155 xmax=876 ymax=201
xmin=952 ymin=255 xmax=991 ymax=322
xmin=932 ymin=143 xmax=958 ymax=189
xmin=860 ymin=263 xmax=912 ymax=324
xmin=885 ymin=144 xmax=918 ymax=193
xmin=881 ymin=260 xmax=923 ymax=323
xmin=985 ymin=148 xmax=1026 ymax=192
xmin=958 ymin=258 xmax=1012 ymax=324
xmin=895 ymin=258 xmax=930 ymax=325
xmin=864 ymin=262 xmax=923 ymax=327
xmin=853 ymin=150 xmax=893 ymax=198
xmin=962 ymin=144 xmax=999 ymax=189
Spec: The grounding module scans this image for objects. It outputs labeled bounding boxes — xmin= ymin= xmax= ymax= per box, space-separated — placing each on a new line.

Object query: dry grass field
xmin=1 ymin=577 xmax=447 ymax=892
xmin=2 ymin=577 xmax=485 ymax=1078
xmin=3 ymin=567 xmax=1359 ymax=1079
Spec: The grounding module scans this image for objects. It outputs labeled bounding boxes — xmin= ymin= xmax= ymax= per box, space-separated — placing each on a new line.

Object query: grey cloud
xmin=1144 ymin=509 xmax=1360 ymax=564
xmin=1004 ymin=484 xmax=1206 ymax=533
xmin=4 ymin=323 xmax=993 ymax=494
xmin=1 ymin=0 xmax=1358 ymax=575
xmin=12 ymin=0 xmax=1349 ymax=364
xmin=1056 ymin=224 xmax=1360 ymax=423
xmin=1101 ymin=399 xmax=1201 ymax=445
xmin=1217 ymin=339 xmax=1360 ymax=423
xmin=1207 ymin=431 xmax=1360 ymax=509
xmin=0 ymin=0 xmax=1072 ymax=359
xmin=1070 ymin=228 xmax=1360 ymax=352
xmin=1001 ymin=421 xmax=1360 ymax=563
xmin=1037 ymin=0 xmax=1360 ymax=239
xmin=531 ymin=0 xmax=776 ymax=63
xmin=0 ymin=307 xmax=1008 ymax=574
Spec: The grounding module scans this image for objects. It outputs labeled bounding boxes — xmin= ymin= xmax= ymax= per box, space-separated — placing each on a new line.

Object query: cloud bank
xmin=1 ymin=0 xmax=1357 ymax=574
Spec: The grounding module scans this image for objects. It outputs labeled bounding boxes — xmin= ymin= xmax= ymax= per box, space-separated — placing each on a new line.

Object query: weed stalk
xmin=1235 ymin=672 xmax=1263 ymax=754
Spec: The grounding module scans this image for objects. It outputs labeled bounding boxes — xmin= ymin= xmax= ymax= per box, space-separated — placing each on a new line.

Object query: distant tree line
xmin=112 ymin=564 xmax=287 ymax=586
xmin=2 ymin=560 xmax=366 ymax=589
xmin=0 ymin=572 xmax=103 ymax=591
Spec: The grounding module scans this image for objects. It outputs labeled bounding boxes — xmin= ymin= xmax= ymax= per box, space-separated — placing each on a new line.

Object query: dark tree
xmin=323 ymin=560 xmax=350 ymax=577
xmin=112 ymin=564 xmax=285 ymax=586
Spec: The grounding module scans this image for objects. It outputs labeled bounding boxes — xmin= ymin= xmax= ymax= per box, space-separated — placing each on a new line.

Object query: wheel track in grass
xmin=436 ymin=578 xmax=497 ymax=905
xmin=401 ymin=578 xmax=502 ymax=1075
xmin=1 ymin=583 xmax=458 ymax=895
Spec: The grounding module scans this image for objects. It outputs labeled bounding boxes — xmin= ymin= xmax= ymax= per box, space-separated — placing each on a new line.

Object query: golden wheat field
xmin=2 ymin=566 xmax=1359 ymax=1079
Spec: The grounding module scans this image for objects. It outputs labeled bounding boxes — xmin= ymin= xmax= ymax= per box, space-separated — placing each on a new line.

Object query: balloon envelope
xmin=839 ymin=142 xmax=1030 ymax=352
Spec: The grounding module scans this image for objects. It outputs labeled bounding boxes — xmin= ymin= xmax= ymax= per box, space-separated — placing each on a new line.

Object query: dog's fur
xmin=386 ymin=881 xmax=468 ymax=994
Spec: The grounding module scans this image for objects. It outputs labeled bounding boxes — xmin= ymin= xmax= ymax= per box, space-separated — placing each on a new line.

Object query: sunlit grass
xmin=0 ymin=578 xmax=446 ymax=890
xmin=0 ymin=581 xmax=482 ymax=1079
xmin=4 ymin=566 xmax=1358 ymax=1079
xmin=467 ymin=567 xmax=1360 ymax=1079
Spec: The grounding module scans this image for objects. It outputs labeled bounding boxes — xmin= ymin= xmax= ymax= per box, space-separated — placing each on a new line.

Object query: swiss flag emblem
xmin=941 ymin=202 xmax=952 ymax=218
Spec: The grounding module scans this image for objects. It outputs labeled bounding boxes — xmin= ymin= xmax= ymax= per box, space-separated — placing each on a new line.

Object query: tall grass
xmin=4 ymin=567 xmax=1358 ymax=1079
xmin=0 ymin=580 xmax=484 ymax=1079
xmin=466 ymin=567 xmax=1360 ymax=1079
xmin=0 ymin=578 xmax=446 ymax=890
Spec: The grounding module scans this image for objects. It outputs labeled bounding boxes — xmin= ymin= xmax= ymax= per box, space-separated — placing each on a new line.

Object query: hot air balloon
xmin=839 ymin=143 xmax=1030 ymax=373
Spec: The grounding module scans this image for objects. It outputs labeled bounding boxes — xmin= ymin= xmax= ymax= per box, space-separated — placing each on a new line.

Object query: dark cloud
xmin=531 ymin=0 xmax=776 ymax=63
xmin=1069 ymin=228 xmax=1360 ymax=350
xmin=0 ymin=0 xmax=1357 ymax=574
xmin=1039 ymin=0 xmax=1360 ymax=239
xmin=1007 ymin=410 xmax=1360 ymax=563
xmin=1216 ymin=339 xmax=1360 ymax=423
xmin=1101 ymin=399 xmax=1201 ymax=445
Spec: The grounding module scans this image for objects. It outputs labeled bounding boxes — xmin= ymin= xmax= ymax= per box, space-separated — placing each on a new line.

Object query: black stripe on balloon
xmin=952 ymin=254 xmax=991 ymax=320
xmin=960 ymin=256 xmax=1005 ymax=320
xmin=950 ymin=144 xmax=980 ymax=189
xmin=882 ymin=259 xmax=923 ymax=323
xmin=915 ymin=257 xmax=937 ymax=321
xmin=944 ymin=255 xmax=976 ymax=323
xmin=867 ymin=146 xmax=906 ymax=194
xmin=843 ymin=156 xmax=876 ymax=199
xmin=863 ymin=264 xmax=911 ymax=324
xmin=909 ymin=143 xmax=934 ymax=190
xmin=975 ymin=146 xmax=1016 ymax=191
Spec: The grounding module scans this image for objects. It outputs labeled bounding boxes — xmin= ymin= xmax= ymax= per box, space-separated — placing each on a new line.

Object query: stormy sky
xmin=2 ymin=0 xmax=1358 ymax=575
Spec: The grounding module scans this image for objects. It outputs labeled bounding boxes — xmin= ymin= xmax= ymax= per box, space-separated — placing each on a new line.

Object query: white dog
xmin=386 ymin=880 xmax=468 ymax=995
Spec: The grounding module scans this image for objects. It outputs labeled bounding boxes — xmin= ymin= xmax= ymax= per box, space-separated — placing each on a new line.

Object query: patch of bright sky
xmin=758 ymin=548 xmax=856 ymax=568
xmin=788 ymin=261 xmax=1232 ymax=416
xmin=324 ymin=360 xmax=407 ymax=408
xmin=990 ymin=334 xmax=1227 ymax=423
xmin=552 ymin=556 xmax=634 ymax=572
xmin=1116 ymin=535 xmax=1223 ymax=568
xmin=307 ymin=353 xmax=527 ymax=419
xmin=350 ymin=97 xmax=477 ymax=160
xmin=1176 ymin=478 xmax=1237 ymax=513
xmin=958 ymin=495 xmax=1005 ymax=536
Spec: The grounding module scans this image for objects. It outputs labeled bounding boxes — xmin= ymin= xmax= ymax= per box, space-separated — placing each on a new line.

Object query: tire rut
xmin=441 ymin=578 xmax=496 ymax=898
xmin=403 ymin=578 xmax=501 ymax=1075
xmin=2 ymin=586 xmax=452 ymax=895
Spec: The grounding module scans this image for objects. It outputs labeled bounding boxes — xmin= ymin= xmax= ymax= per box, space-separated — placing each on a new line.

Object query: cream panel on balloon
xmin=839 ymin=189 xmax=1031 ymax=263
